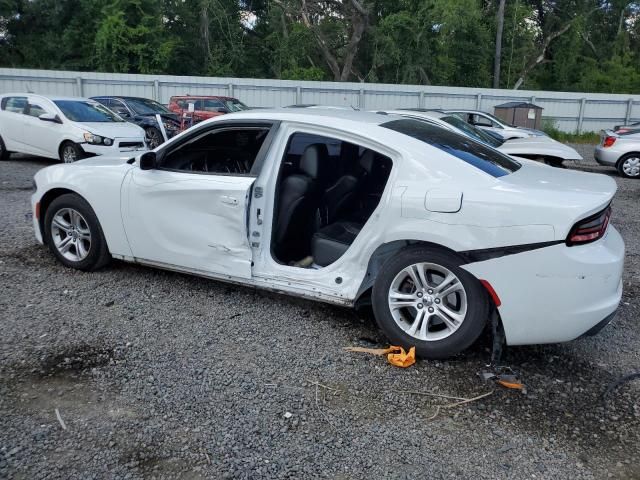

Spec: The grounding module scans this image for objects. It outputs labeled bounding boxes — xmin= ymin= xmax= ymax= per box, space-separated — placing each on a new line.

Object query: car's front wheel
xmin=145 ymin=127 xmax=164 ymax=149
xmin=59 ymin=142 xmax=84 ymax=163
xmin=372 ymin=246 xmax=489 ymax=359
xmin=617 ymin=153 xmax=640 ymax=178
xmin=44 ymin=193 xmax=110 ymax=271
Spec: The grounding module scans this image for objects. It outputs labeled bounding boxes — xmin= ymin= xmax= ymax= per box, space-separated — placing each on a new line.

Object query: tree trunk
xmin=493 ymin=0 xmax=506 ymax=88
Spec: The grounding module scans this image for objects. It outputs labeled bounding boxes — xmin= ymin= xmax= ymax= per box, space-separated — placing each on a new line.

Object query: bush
xmin=541 ymin=118 xmax=600 ymax=144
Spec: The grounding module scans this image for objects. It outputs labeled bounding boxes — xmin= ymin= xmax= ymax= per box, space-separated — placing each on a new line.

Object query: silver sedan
xmin=595 ymin=130 xmax=640 ymax=178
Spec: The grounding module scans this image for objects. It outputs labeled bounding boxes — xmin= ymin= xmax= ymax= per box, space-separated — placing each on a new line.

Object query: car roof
xmin=170 ymin=95 xmax=235 ymax=100
xmin=382 ymin=109 xmax=448 ymax=120
xmin=91 ymin=96 xmax=157 ymax=101
xmin=218 ymin=108 xmax=396 ymax=126
xmin=1 ymin=93 xmax=98 ymax=102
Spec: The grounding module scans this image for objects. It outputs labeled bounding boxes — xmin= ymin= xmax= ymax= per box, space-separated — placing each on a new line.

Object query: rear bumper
xmin=462 ymin=226 xmax=624 ymax=345
xmin=594 ymin=146 xmax=620 ymax=166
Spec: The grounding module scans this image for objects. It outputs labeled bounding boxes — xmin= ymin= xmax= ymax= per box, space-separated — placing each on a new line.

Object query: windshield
xmin=442 ymin=115 xmax=504 ymax=148
xmin=381 ymin=118 xmax=521 ymax=177
xmin=55 ymin=100 xmax=123 ymax=122
xmin=223 ymin=99 xmax=249 ymax=112
xmin=126 ymin=98 xmax=172 ymax=115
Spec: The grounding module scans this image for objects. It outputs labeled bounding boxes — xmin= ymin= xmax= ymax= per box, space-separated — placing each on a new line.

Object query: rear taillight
xmin=603 ymin=136 xmax=617 ymax=147
xmin=566 ymin=206 xmax=611 ymax=246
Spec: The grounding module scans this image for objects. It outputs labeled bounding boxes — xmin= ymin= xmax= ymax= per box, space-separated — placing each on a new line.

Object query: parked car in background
xmin=381 ymin=109 xmax=582 ymax=167
xmin=91 ymin=96 xmax=180 ymax=148
xmin=0 ymin=94 xmax=147 ymax=163
xmin=613 ymin=121 xmax=640 ymax=134
xmin=31 ymin=109 xmax=623 ymax=359
xmin=595 ymin=130 xmax=640 ymax=178
xmin=168 ymin=95 xmax=249 ymax=124
xmin=443 ymin=109 xmax=547 ymax=140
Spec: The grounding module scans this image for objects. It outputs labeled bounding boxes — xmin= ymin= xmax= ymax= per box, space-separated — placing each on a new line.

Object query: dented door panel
xmin=122 ymin=168 xmax=255 ymax=278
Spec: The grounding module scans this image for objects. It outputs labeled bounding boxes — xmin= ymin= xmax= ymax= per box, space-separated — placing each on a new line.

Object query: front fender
xmin=33 ymin=162 xmax=134 ymax=257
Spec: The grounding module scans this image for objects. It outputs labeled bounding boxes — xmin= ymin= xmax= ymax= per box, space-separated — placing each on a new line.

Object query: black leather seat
xmin=312 ymin=221 xmax=363 ymax=267
xmin=273 ymin=144 xmax=328 ymax=262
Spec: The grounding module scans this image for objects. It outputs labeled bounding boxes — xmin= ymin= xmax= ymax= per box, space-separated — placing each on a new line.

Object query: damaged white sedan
xmin=31 ymin=110 xmax=624 ymax=359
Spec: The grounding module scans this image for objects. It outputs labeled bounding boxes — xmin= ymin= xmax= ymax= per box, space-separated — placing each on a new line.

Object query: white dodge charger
xmin=31 ymin=110 xmax=624 ymax=358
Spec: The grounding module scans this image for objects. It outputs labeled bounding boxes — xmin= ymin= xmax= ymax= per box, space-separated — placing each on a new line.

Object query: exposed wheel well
xmin=354 ymin=240 xmax=464 ymax=307
xmin=38 ymin=188 xmax=79 ymax=241
xmin=58 ymin=140 xmax=76 ymax=156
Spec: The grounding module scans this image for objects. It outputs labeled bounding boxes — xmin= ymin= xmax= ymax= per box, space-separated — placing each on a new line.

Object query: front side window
xmin=54 ymin=100 xmax=124 ymax=122
xmin=2 ymin=96 xmax=27 ymax=113
xmin=25 ymin=103 xmax=47 ymax=118
xmin=381 ymin=118 xmax=520 ymax=177
xmin=160 ymin=127 xmax=270 ymax=175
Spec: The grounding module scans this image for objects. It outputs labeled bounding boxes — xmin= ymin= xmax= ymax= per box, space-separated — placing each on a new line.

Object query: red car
xmin=168 ymin=95 xmax=249 ymax=126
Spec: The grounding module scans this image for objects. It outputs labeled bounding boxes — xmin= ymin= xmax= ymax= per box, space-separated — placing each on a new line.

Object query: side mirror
xmin=139 ymin=151 xmax=157 ymax=170
xmin=216 ymin=107 xmax=230 ymax=114
xmin=39 ymin=113 xmax=62 ymax=124
xmin=114 ymin=108 xmax=130 ymax=117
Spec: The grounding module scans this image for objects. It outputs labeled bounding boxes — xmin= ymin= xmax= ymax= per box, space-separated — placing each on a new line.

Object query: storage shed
xmin=494 ymin=102 xmax=543 ymax=130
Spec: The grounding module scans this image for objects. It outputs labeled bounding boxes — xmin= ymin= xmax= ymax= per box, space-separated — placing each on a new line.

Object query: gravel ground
xmin=1 ymin=147 xmax=639 ymax=479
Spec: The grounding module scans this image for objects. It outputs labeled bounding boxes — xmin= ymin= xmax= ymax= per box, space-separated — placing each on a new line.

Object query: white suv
xmin=0 ymin=94 xmax=148 ymax=163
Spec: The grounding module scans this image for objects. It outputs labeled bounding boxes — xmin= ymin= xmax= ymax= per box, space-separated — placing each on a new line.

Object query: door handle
xmin=221 ymin=195 xmax=239 ymax=206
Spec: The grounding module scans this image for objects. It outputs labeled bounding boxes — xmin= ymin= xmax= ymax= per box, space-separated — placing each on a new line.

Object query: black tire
xmin=145 ymin=126 xmax=165 ymax=149
xmin=59 ymin=141 xmax=84 ymax=163
xmin=0 ymin=135 xmax=11 ymax=160
xmin=371 ymin=246 xmax=489 ymax=359
xmin=44 ymin=193 xmax=110 ymax=271
xmin=616 ymin=153 xmax=640 ymax=179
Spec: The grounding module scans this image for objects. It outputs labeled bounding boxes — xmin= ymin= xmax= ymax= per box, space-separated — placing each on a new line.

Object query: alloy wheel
xmin=62 ymin=146 xmax=77 ymax=163
xmin=51 ymin=208 xmax=92 ymax=262
xmin=387 ymin=262 xmax=468 ymax=342
xmin=146 ymin=129 xmax=163 ymax=149
xmin=622 ymin=157 xmax=640 ymax=177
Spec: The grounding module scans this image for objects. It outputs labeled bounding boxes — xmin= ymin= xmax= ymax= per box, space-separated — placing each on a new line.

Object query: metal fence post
xmin=228 ymin=83 xmax=234 ymax=97
xmin=577 ymin=98 xmax=586 ymax=133
xmin=419 ymin=91 xmax=425 ymax=108
xmin=359 ymin=88 xmax=365 ymax=109
xmin=153 ymin=79 xmax=160 ymax=102
xmin=476 ymin=93 xmax=482 ymax=110
xmin=530 ymin=96 xmax=536 ymax=104
xmin=625 ymin=98 xmax=633 ymax=124
xmin=296 ymin=86 xmax=301 ymax=104
xmin=75 ymin=77 xmax=83 ymax=97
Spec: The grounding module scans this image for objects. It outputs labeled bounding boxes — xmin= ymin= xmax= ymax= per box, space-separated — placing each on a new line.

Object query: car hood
xmin=498 ymin=137 xmax=583 ymax=160
xmin=75 ymin=155 xmax=136 ymax=167
xmin=78 ymin=122 xmax=146 ymax=138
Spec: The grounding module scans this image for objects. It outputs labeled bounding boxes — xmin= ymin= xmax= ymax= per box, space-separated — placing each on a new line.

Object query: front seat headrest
xmin=300 ymin=144 xmax=329 ymax=180
xmin=359 ymin=150 xmax=375 ymax=174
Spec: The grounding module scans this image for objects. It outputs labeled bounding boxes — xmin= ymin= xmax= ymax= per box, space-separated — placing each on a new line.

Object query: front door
xmin=121 ymin=122 xmax=276 ymax=279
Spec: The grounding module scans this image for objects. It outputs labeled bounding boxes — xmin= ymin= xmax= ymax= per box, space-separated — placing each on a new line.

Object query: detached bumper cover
xmin=462 ymin=226 xmax=624 ymax=345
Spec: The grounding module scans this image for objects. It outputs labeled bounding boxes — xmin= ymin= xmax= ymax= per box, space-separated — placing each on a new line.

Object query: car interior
xmin=271 ymin=132 xmax=392 ymax=268
xmin=159 ymin=127 xmax=269 ymax=174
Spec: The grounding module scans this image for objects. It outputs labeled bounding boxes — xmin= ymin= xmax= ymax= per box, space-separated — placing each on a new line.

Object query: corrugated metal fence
xmin=0 ymin=68 xmax=638 ymax=133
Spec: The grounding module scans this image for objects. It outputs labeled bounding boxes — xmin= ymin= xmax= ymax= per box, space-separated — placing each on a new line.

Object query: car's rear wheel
xmin=0 ymin=135 xmax=11 ymax=160
xmin=44 ymin=194 xmax=110 ymax=271
xmin=372 ymin=246 xmax=489 ymax=359
xmin=59 ymin=142 xmax=84 ymax=163
xmin=617 ymin=154 xmax=640 ymax=178
xmin=145 ymin=127 xmax=164 ymax=149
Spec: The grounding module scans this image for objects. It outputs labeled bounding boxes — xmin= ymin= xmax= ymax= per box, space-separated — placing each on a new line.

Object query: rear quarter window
xmin=381 ymin=118 xmax=521 ymax=177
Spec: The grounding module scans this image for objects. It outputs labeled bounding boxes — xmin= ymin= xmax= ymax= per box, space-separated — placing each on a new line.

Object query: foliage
xmin=0 ymin=0 xmax=639 ymax=94
xmin=541 ymin=118 xmax=600 ymax=143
